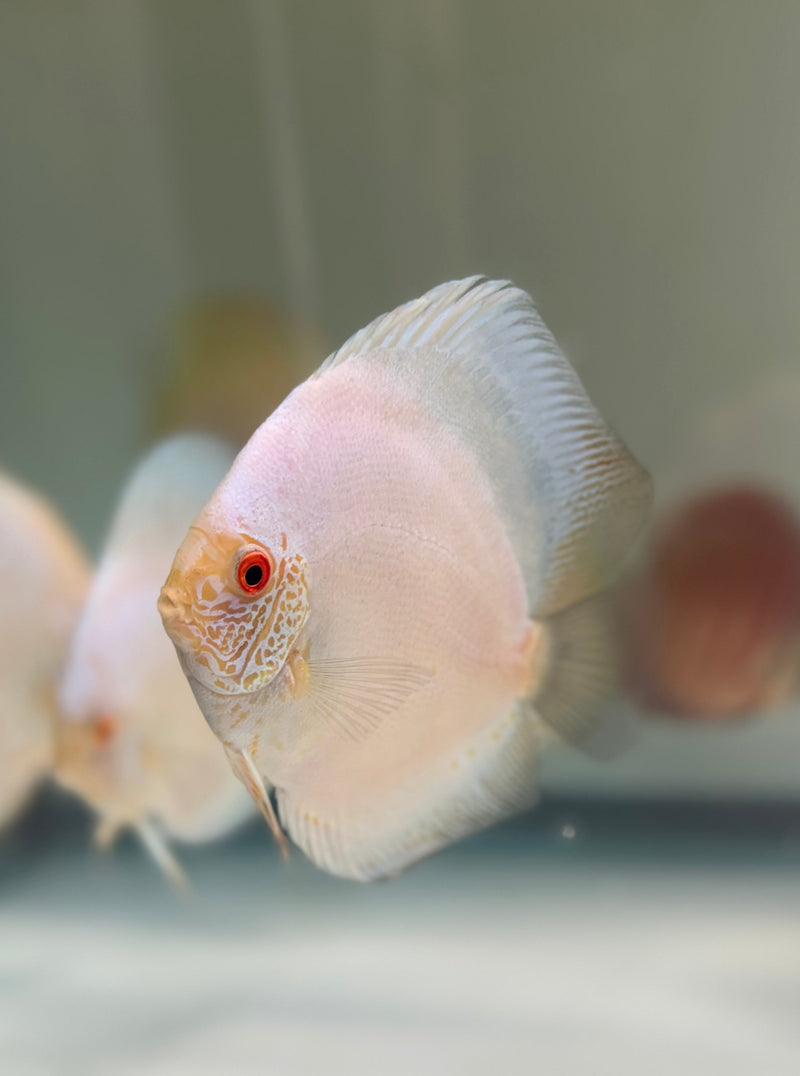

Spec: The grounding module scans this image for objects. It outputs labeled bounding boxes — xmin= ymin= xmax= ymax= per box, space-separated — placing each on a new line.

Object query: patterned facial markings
xmin=160 ymin=529 xmax=309 ymax=695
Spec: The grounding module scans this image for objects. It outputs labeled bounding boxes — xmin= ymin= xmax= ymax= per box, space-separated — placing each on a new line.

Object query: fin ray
xmin=306 ymin=658 xmax=433 ymax=742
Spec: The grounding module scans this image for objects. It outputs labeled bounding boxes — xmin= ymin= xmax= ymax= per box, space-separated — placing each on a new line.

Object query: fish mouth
xmin=157 ymin=575 xmax=197 ymax=651
xmin=157 ymin=524 xmax=237 ymax=651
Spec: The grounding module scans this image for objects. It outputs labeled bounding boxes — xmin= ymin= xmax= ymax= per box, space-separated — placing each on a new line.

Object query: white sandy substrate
xmin=1 ymin=836 xmax=798 ymax=1076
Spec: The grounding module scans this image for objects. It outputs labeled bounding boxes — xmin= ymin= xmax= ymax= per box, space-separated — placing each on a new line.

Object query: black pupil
xmin=244 ymin=563 xmax=264 ymax=588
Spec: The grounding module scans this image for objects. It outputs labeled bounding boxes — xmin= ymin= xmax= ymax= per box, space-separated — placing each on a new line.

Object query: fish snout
xmin=156 ymin=579 xmax=179 ymax=620
xmin=157 ymin=579 xmax=198 ymax=652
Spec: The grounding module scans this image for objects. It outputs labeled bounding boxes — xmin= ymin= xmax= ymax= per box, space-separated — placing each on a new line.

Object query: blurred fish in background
xmin=153 ymin=296 xmax=323 ymax=447
xmin=623 ymin=486 xmax=799 ymax=718
xmin=56 ymin=435 xmax=253 ymax=887
xmin=0 ymin=471 xmax=90 ymax=827
xmin=621 ymin=369 xmax=800 ymax=723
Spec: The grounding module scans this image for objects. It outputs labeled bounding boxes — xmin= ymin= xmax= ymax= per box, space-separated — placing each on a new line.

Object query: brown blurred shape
xmin=154 ymin=297 xmax=324 ymax=446
xmin=624 ymin=486 xmax=800 ymax=720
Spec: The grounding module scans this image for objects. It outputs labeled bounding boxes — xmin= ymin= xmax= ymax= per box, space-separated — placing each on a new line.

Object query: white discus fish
xmin=0 ymin=471 xmax=90 ymax=826
xmin=57 ymin=436 xmax=253 ymax=886
xmin=159 ymin=278 xmax=652 ymax=881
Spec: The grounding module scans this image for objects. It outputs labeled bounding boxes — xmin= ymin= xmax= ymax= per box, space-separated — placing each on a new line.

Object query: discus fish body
xmin=57 ymin=436 xmax=252 ymax=883
xmin=160 ymin=278 xmax=652 ymax=880
xmin=0 ymin=472 xmax=89 ymax=825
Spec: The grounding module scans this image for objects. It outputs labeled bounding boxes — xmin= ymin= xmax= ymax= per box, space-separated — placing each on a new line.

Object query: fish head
xmin=158 ymin=521 xmax=309 ymax=737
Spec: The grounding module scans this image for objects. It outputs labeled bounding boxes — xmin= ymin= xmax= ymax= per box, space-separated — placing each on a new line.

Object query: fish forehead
xmin=205 ymin=357 xmax=526 ymax=550
xmin=196 ymin=359 xmax=433 ymax=511
xmin=172 ymin=524 xmax=247 ymax=574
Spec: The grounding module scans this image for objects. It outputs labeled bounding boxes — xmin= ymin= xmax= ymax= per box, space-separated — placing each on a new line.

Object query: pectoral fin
xmin=305 ymin=658 xmax=434 ymax=742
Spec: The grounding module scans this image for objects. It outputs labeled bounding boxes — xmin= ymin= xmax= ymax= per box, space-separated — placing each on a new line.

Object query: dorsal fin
xmin=320 ymin=277 xmax=652 ymax=615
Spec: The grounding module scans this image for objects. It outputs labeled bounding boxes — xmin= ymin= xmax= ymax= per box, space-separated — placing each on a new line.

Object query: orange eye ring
xmin=237 ymin=549 xmax=273 ymax=594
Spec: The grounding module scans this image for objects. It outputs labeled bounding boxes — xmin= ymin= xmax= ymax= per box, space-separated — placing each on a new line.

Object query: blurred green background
xmin=2 ymin=1 xmax=798 ymax=542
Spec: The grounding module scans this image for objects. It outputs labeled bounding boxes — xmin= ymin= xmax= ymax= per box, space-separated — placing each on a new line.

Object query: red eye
xmin=237 ymin=549 xmax=272 ymax=594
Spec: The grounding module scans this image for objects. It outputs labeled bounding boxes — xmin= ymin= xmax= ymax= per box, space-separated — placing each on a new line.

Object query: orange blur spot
xmin=93 ymin=713 xmax=118 ymax=745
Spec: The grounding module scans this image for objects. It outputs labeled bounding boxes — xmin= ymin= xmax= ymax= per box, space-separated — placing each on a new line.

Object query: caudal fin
xmin=529 ymin=593 xmax=635 ymax=758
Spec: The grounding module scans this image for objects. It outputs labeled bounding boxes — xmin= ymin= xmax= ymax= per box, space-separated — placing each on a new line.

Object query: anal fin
xmin=277 ymin=702 xmax=546 ymax=883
